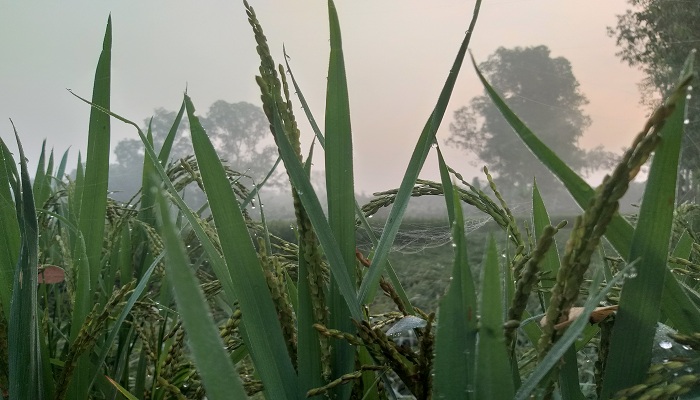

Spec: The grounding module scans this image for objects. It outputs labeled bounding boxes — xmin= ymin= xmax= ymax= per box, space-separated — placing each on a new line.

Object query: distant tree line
xmin=108 ymin=100 xmax=279 ymax=203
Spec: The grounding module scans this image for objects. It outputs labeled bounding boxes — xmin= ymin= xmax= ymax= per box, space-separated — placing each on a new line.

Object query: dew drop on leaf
xmin=659 ymin=340 xmax=673 ymax=349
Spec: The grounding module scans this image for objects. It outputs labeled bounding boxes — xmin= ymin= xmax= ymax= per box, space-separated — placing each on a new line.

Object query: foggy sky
xmin=0 ymin=0 xmax=647 ymax=195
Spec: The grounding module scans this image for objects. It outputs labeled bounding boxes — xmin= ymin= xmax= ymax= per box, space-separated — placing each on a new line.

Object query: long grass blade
xmin=154 ymin=189 xmax=248 ymax=400
xmin=283 ymin=51 xmax=414 ymax=314
xmin=600 ymin=70 xmax=691 ymax=398
xmin=514 ymin=262 xmax=636 ymax=400
xmin=476 ymin=235 xmax=515 ymax=399
xmin=358 ymin=0 xmax=483 ymax=303
xmin=78 ymin=15 xmax=112 ymax=292
xmin=8 ymin=124 xmax=42 ymax=400
xmin=471 ymin=53 xmax=700 ymax=334
xmin=32 ymin=140 xmax=50 ymax=211
xmin=294 ymin=144 xmax=325 ymax=396
xmin=68 ymin=17 xmax=112 ymax=398
xmin=530 ymin=183 xmax=582 ymax=399
xmin=56 ymin=148 xmax=69 ymax=183
xmin=532 ymin=181 xmax=559 ymax=306
xmin=268 ymin=96 xmax=363 ymax=321
xmin=324 ymin=1 xmax=357 ymax=395
xmin=187 ymin=95 xmax=298 ymax=399
xmin=432 ymin=175 xmax=478 ymax=399
xmin=0 ymin=137 xmax=20 ymax=317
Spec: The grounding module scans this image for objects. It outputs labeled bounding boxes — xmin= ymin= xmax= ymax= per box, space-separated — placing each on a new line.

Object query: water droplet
xmin=685 ymin=366 xmax=694 ymax=373
xmin=682 ymin=345 xmax=693 ymax=351
xmin=687 ymin=93 xmax=692 ymax=100
xmin=451 ymin=242 xmax=457 ymax=247
xmin=368 ymin=215 xmax=373 ymax=219
xmin=624 ymin=267 xmax=638 ymax=279
xmin=684 ymin=119 xmax=691 ymax=125
xmin=688 ymin=85 xmax=694 ymax=92
xmin=659 ymin=340 xmax=673 ymax=349
xmin=251 ymin=205 xmax=256 ymax=209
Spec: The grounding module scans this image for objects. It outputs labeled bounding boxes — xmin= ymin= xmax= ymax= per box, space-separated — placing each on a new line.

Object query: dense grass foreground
xmin=2 ymin=1 xmax=700 ymax=399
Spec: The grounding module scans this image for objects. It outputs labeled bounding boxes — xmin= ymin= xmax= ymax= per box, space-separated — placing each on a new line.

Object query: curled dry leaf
xmin=540 ymin=305 xmax=618 ymax=330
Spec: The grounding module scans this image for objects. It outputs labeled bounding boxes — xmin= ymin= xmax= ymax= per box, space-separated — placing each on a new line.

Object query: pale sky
xmin=0 ymin=0 xmax=647 ymax=194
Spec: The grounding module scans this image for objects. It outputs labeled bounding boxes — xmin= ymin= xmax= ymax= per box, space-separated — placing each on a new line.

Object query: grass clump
xmin=2 ymin=1 xmax=699 ymax=399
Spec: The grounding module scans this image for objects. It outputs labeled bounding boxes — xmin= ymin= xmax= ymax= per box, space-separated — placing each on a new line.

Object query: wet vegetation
xmin=2 ymin=1 xmax=700 ymax=399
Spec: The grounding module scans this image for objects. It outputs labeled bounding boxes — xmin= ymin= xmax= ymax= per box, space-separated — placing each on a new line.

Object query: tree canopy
xmin=609 ymin=0 xmax=700 ymax=201
xmin=109 ymin=100 xmax=278 ymax=201
xmin=448 ymin=45 xmax=607 ymax=201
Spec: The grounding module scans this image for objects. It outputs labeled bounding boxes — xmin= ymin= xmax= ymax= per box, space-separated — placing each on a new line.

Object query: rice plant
xmin=1 ymin=1 xmax=698 ymax=399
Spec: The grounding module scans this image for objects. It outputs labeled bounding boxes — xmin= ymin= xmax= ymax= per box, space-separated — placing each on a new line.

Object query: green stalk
xmin=357 ymin=0 xmax=483 ymax=303
xmin=187 ymin=95 xmax=299 ymax=399
xmin=324 ymin=2 xmax=357 ymax=397
xmin=8 ymin=126 xmax=43 ymax=400
xmin=0 ymin=138 xmax=19 ymax=318
xmin=600 ymin=65 xmax=692 ymax=398
xmin=154 ymin=190 xmax=248 ymax=400
xmin=68 ymin=17 xmax=112 ymax=398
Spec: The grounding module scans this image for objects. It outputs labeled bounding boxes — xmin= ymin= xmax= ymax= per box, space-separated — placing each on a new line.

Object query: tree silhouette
xmin=449 ymin=45 xmax=610 ymax=201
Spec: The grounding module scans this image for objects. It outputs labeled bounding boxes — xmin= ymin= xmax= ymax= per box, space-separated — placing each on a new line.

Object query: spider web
xmin=357 ymin=216 xmax=492 ymax=254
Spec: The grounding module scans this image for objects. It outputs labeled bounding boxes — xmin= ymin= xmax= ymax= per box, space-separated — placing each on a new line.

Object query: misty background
xmin=2 ymin=1 xmax=677 ymax=219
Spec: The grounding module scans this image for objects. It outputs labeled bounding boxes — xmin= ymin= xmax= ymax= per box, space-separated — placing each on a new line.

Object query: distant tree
xmin=448 ymin=45 xmax=611 ymax=201
xmin=109 ymin=100 xmax=279 ymax=201
xmin=608 ymin=0 xmax=700 ymax=201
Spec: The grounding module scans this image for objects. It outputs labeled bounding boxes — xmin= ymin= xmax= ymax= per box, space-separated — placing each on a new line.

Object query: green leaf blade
xmin=600 ymin=82 xmax=689 ymax=398
xmin=325 ymin=1 xmax=357 ymax=394
xmin=77 ymin=16 xmax=112 ymax=292
xmin=186 ymin=95 xmax=298 ymax=399
xmin=358 ymin=0 xmax=483 ymax=303
xmin=472 ymin=53 xmax=700 ymax=335
xmin=432 ymin=178 xmax=478 ymax=400
xmin=0 ymin=138 xmax=20 ymax=317
xmin=8 ymin=129 xmax=42 ymax=400
xmin=154 ymin=190 xmax=248 ymax=400
xmin=476 ymin=235 xmax=515 ymax=399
